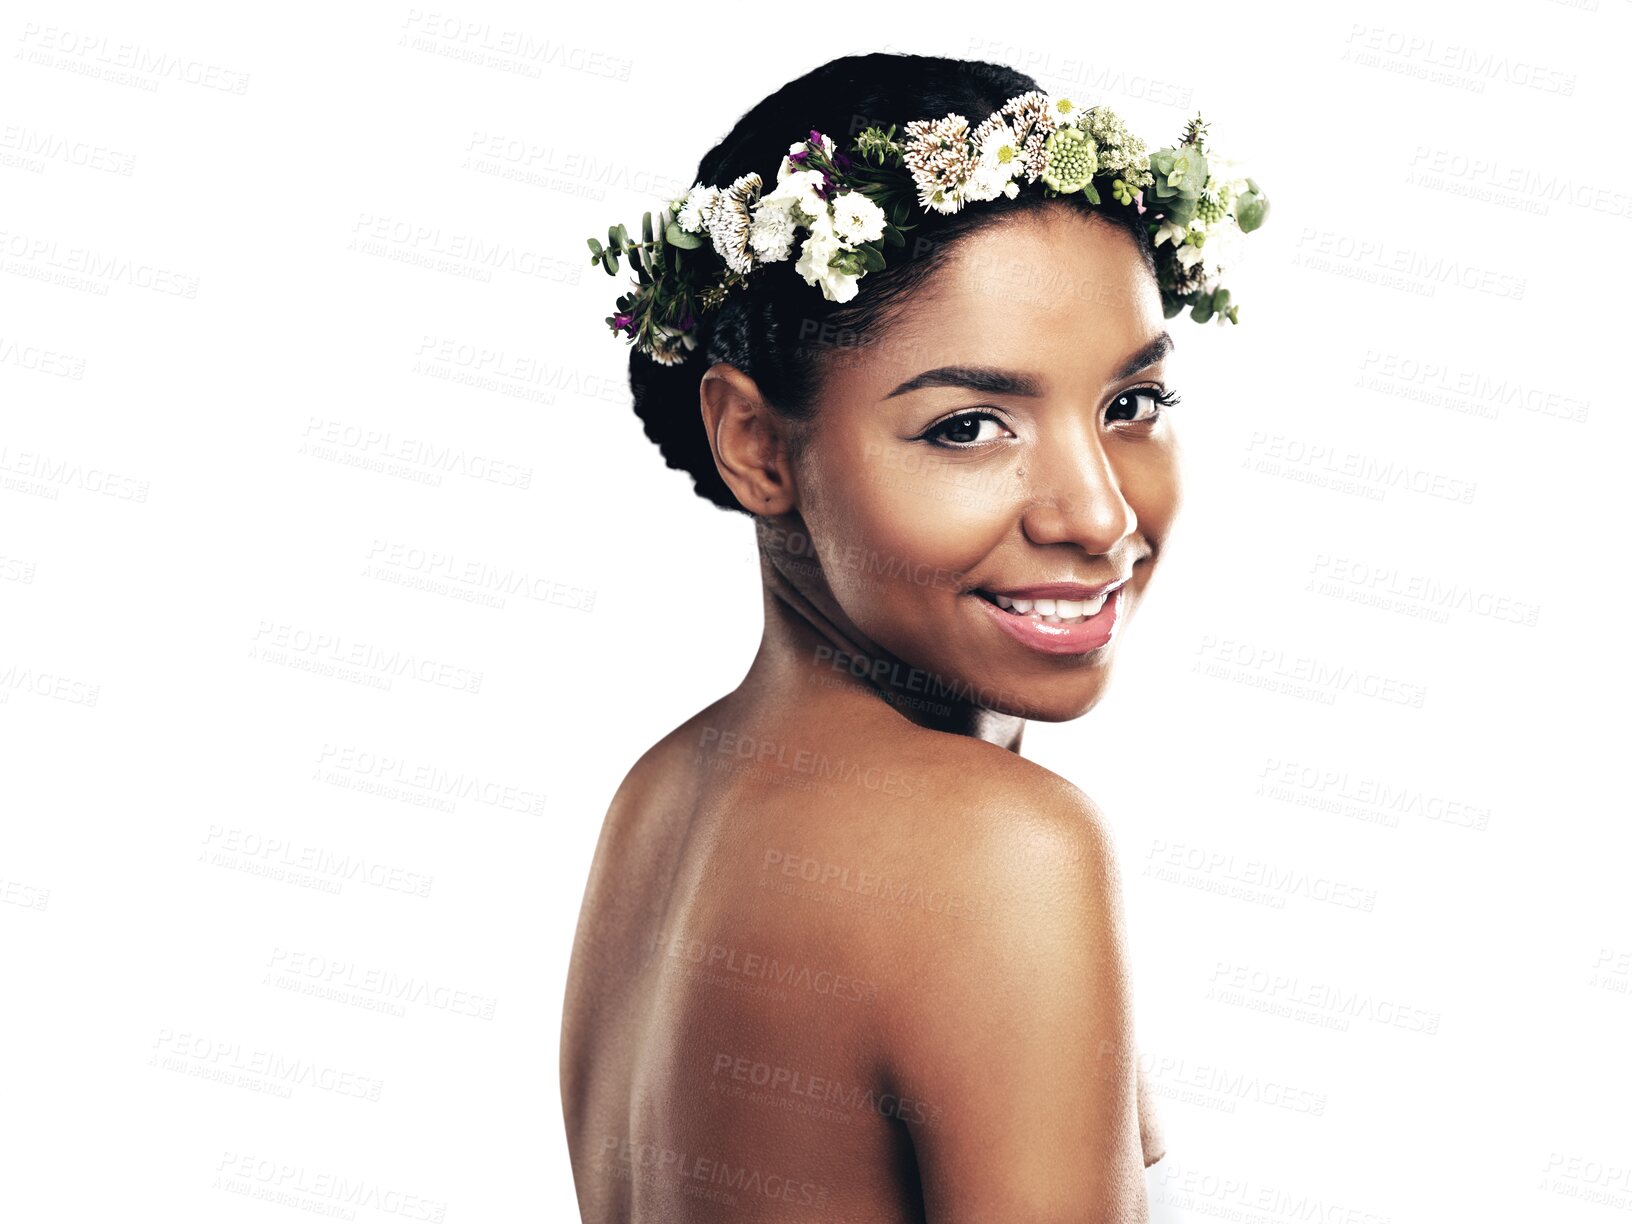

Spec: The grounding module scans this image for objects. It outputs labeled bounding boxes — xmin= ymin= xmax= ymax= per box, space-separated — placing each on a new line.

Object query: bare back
xmin=561 ymin=686 xmax=1164 ymax=1221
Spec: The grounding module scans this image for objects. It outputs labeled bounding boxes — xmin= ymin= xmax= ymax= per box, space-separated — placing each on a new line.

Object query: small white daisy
xmin=1044 ymin=93 xmax=1088 ymax=127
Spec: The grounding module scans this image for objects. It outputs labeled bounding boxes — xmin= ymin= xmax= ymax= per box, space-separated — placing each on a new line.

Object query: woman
xmin=561 ymin=52 xmax=1266 ymax=1222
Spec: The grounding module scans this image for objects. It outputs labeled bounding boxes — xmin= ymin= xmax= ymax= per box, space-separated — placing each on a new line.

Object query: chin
xmin=978 ymin=665 xmax=1114 ymax=723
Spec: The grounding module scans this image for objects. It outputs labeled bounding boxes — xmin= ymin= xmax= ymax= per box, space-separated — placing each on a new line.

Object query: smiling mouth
xmin=974 ymin=589 xmax=1115 ymax=625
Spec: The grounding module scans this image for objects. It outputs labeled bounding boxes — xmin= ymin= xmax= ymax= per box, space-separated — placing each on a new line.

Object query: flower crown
xmin=588 ymin=90 xmax=1269 ymax=366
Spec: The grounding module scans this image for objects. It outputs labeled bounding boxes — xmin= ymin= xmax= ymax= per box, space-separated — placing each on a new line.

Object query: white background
xmin=3 ymin=2 xmax=1627 ymax=1220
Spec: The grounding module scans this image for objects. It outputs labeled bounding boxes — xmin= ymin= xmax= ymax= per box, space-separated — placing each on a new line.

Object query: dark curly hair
xmin=629 ymin=52 xmax=1160 ymax=514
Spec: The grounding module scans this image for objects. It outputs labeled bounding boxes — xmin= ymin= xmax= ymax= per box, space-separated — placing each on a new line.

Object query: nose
xmin=1017 ymin=423 xmax=1138 ymax=554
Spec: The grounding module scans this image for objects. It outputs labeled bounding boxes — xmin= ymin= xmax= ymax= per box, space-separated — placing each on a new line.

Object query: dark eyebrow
xmin=881 ymin=331 xmax=1174 ymax=401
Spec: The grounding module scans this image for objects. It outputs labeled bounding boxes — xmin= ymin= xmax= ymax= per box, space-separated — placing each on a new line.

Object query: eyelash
xmin=918 ymin=385 xmax=1182 ymax=449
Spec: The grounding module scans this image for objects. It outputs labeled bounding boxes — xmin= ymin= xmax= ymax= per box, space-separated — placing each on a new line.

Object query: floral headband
xmin=587 ymin=90 xmax=1269 ymax=366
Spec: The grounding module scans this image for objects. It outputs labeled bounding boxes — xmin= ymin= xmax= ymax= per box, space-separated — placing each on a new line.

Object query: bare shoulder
xmin=892 ymin=728 xmax=1122 ymax=882
xmin=869 ymin=730 xmax=1149 ymax=1220
xmin=601 ymin=696 xmax=734 ymax=810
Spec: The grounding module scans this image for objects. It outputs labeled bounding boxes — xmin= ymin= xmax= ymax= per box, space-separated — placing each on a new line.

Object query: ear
xmin=699 ymin=363 xmax=799 ymax=516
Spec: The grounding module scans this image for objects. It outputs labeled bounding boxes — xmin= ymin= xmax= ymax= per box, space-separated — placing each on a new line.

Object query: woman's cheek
xmin=1121 ymin=437 xmax=1182 ymax=545
xmin=850 ymin=455 xmax=1010 ymax=610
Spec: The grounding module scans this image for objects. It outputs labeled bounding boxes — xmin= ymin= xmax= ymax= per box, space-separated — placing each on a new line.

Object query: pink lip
xmin=980 ymin=579 xmax=1129 ymax=601
xmin=971 ymin=585 xmax=1126 ymax=656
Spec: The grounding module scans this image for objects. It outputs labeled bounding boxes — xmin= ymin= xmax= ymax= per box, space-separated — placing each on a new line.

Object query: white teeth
xmin=987 ymin=590 xmax=1113 ymax=624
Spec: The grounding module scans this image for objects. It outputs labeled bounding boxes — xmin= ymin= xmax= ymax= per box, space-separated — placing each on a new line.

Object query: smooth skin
xmin=562 ymin=203 xmax=1180 ymax=1223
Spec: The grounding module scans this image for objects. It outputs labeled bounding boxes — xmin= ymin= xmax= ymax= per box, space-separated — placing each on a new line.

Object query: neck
xmin=741 ymin=512 xmax=1027 ymax=753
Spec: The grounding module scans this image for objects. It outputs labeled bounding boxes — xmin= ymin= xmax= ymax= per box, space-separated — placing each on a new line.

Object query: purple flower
xmin=833 ymin=150 xmax=853 ymax=173
xmin=612 ymin=313 xmax=635 ymax=335
xmin=787 ymin=148 xmax=809 ymax=165
xmin=677 ymin=311 xmax=697 ymax=332
xmin=808 ymin=128 xmax=826 ymax=146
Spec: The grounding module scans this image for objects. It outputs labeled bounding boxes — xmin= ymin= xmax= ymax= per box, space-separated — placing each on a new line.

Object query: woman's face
xmin=789 ymin=203 xmax=1181 ymax=722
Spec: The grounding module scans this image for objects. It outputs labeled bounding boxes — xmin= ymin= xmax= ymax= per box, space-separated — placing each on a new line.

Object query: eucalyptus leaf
xmin=1190 ymin=296 xmax=1214 ymax=324
xmin=642 ymin=212 xmax=653 ymax=245
xmin=1235 ymin=192 xmax=1269 ymax=233
xmin=665 ymin=223 xmax=704 ymax=249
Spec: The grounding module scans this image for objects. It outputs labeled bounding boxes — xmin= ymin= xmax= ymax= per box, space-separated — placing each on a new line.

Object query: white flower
xmin=916 ymin=182 xmax=967 ymax=215
xmin=790 ymin=133 xmax=833 ymax=158
xmin=1152 ymin=220 xmax=1188 ymax=249
xmin=830 ymin=192 xmax=886 ymax=245
xmin=977 ymin=121 xmax=1024 ymax=174
xmin=1044 ymin=93 xmax=1088 ymax=127
xmin=676 ymin=183 xmax=720 ymax=234
xmin=1204 ymin=217 xmax=1246 ymax=278
xmin=794 ymin=212 xmax=861 ymax=303
xmin=1002 ymin=180 xmax=1019 ymax=199
xmin=963 ymin=164 xmax=1006 ymax=203
xmin=962 ymin=121 xmax=1025 ymax=203
xmin=654 ymin=323 xmax=697 ymax=351
xmin=761 ymin=168 xmax=827 ymax=222
xmin=1175 ymin=243 xmax=1206 ymax=270
xmin=1208 ymin=152 xmax=1251 ymax=196
xmin=748 ymin=198 xmax=798 ymax=262
xmin=706 ymin=171 xmax=762 ymax=276
xmin=777 ymin=133 xmax=834 ymax=182
xmin=646 ymin=323 xmax=698 ymax=366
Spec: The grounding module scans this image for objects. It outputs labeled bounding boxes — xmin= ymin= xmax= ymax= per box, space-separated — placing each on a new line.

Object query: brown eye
xmin=923 ymin=412 xmax=1012 ymax=448
xmin=1107 ymin=387 xmax=1180 ymax=424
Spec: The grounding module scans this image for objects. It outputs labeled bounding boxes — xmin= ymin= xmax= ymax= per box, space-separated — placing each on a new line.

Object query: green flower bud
xmin=1041 ymin=127 xmax=1099 ymax=194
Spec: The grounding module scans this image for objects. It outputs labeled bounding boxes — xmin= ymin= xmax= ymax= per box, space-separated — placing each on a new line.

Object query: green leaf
xmin=602 ymin=252 xmax=620 ymax=276
xmin=883 ymin=224 xmax=906 ymax=249
xmin=856 ymin=243 xmax=887 ymax=274
xmin=587 ymin=238 xmax=603 ymax=256
xmin=1162 ymin=294 xmax=1185 ymax=319
xmin=609 ymin=223 xmax=628 ymax=251
xmin=643 ymin=211 xmax=655 ymax=244
xmin=665 ymin=222 xmax=704 ymax=249
xmin=1082 ymin=181 xmax=1101 ymax=206
xmin=1150 ymin=147 xmax=1206 ymax=198
xmin=891 ymin=198 xmax=911 ymax=226
xmin=1235 ymin=191 xmax=1269 ymax=233
xmin=1190 ymin=295 xmax=1215 ymax=324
